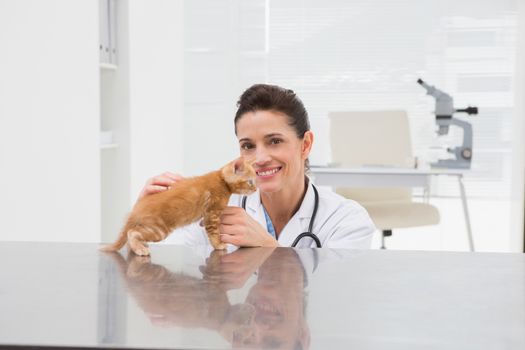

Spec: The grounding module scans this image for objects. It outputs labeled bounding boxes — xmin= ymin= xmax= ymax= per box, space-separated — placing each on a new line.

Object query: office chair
xmin=329 ymin=110 xmax=440 ymax=249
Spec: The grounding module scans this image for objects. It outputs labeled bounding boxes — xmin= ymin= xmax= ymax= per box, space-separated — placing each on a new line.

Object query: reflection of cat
xmin=106 ymin=251 xmax=256 ymax=339
xmin=100 ymin=158 xmax=256 ymax=255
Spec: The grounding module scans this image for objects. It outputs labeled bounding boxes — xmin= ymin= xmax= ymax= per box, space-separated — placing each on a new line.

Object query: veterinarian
xmin=140 ymin=84 xmax=375 ymax=249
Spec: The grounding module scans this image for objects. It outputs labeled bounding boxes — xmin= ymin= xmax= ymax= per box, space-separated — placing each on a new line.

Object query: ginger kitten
xmin=100 ymin=158 xmax=256 ymax=255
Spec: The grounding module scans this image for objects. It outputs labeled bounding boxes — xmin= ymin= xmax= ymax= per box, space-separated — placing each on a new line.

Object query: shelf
xmin=100 ymin=143 xmax=119 ymax=150
xmin=99 ymin=62 xmax=118 ymax=70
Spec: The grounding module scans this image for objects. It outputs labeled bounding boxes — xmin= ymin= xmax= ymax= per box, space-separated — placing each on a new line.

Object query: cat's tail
xmin=99 ymin=224 xmax=129 ymax=252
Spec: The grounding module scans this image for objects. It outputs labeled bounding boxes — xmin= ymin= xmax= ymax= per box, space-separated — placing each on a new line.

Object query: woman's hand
xmin=219 ymin=207 xmax=278 ymax=247
xmin=199 ymin=248 xmax=275 ymax=290
xmin=137 ymin=172 xmax=184 ymax=200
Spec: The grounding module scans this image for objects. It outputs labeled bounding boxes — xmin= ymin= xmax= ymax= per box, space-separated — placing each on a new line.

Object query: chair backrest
xmin=329 ymin=110 xmax=413 ymax=203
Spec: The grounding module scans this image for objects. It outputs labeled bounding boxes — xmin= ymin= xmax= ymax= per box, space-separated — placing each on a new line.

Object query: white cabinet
xmin=99 ymin=0 xmax=131 ymax=243
xmin=99 ymin=0 xmax=117 ymax=67
xmin=98 ymin=0 xmax=185 ymax=244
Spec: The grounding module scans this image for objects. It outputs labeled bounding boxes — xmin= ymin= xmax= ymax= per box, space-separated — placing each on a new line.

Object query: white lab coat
xmin=165 ymin=181 xmax=376 ymax=249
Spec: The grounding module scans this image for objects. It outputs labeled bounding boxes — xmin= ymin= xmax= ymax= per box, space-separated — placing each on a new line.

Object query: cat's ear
xmin=233 ymin=157 xmax=245 ymax=174
xmin=222 ymin=158 xmax=243 ymax=179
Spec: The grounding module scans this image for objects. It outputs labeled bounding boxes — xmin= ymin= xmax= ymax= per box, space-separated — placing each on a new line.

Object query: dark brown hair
xmin=234 ymin=84 xmax=310 ymax=138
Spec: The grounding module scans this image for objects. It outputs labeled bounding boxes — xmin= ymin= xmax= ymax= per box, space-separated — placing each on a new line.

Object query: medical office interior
xmin=1 ymin=0 xmax=523 ymax=252
xmin=1 ymin=0 xmax=525 ymax=349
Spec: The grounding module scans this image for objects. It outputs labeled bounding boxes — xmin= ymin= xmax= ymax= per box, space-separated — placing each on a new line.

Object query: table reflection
xmin=107 ymin=247 xmax=311 ymax=349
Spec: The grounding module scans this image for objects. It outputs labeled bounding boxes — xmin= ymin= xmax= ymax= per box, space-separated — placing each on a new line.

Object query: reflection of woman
xmin=239 ymin=248 xmax=310 ymax=349
xmin=139 ymin=84 xmax=375 ymax=248
xmin=108 ymin=247 xmax=312 ymax=349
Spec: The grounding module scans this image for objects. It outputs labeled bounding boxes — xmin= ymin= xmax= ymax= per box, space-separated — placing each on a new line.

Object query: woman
xmin=139 ymin=84 xmax=375 ymax=248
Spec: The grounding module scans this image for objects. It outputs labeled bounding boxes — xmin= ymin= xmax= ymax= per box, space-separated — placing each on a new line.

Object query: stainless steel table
xmin=0 ymin=242 xmax=524 ymax=349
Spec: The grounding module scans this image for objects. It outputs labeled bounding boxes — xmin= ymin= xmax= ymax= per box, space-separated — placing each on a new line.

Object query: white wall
xmin=182 ymin=0 xmax=266 ymax=176
xmin=0 ymin=0 xmax=100 ymax=242
xmin=128 ymin=0 xmax=185 ymax=197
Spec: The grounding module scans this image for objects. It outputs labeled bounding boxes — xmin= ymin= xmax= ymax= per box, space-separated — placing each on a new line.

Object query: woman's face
xmin=236 ymin=249 xmax=309 ymax=349
xmin=236 ymin=110 xmax=313 ymax=194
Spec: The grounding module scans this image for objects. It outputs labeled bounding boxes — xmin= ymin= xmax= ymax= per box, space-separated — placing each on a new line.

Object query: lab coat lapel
xmin=243 ymin=189 xmax=267 ymax=228
xmin=278 ymin=182 xmax=316 ymax=247
xmin=296 ymin=181 xmax=316 ymax=221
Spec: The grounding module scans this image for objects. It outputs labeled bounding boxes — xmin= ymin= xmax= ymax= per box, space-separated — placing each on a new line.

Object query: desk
xmin=0 ymin=242 xmax=524 ymax=349
xmin=310 ymin=167 xmax=474 ymax=251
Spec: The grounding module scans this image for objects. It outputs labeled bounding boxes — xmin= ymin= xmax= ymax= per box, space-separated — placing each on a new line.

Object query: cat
xmin=100 ymin=157 xmax=257 ymax=256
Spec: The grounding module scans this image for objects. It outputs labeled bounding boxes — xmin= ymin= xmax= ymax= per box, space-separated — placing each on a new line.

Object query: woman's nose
xmin=254 ymin=147 xmax=271 ymax=165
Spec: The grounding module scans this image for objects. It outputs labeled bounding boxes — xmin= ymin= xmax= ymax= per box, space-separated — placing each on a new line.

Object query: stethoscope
xmin=241 ymin=184 xmax=322 ymax=248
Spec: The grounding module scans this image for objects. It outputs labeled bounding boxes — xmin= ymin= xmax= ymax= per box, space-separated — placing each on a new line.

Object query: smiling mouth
xmin=250 ymin=299 xmax=284 ymax=324
xmin=256 ymin=167 xmax=282 ymax=177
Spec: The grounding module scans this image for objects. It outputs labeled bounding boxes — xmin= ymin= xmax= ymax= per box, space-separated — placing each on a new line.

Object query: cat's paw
xmin=133 ymin=246 xmax=151 ymax=256
xmin=214 ymin=243 xmax=227 ymax=250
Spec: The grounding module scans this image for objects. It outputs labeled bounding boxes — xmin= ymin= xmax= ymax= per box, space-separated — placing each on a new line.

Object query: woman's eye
xmin=241 ymin=143 xmax=254 ymax=150
xmin=270 ymin=138 xmax=282 ymax=145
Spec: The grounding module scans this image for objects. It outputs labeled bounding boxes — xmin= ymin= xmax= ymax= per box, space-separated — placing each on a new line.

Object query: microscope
xmin=417 ymin=78 xmax=478 ymax=169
